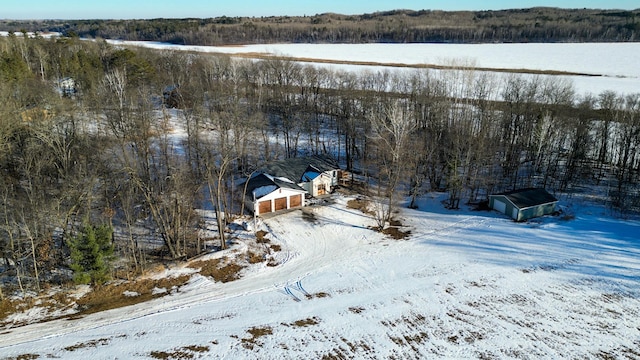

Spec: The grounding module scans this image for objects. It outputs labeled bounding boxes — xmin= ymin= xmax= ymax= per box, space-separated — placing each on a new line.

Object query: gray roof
xmin=260 ymin=155 xmax=339 ymax=183
xmin=493 ymin=188 xmax=558 ymax=209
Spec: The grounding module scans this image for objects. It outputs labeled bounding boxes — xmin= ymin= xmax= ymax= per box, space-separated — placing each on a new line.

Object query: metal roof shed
xmin=489 ymin=188 xmax=558 ymax=222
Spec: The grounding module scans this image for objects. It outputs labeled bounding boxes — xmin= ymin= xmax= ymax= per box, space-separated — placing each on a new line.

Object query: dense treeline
xmin=2 ymin=7 xmax=639 ymax=45
xmin=1 ymin=35 xmax=639 ymax=298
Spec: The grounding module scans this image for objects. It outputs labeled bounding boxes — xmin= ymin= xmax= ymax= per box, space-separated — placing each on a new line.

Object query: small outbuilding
xmin=489 ymin=188 xmax=558 ymax=222
xmin=242 ymin=173 xmax=307 ymax=216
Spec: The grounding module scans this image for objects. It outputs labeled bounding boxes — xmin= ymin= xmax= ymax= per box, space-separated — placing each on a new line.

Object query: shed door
xmin=493 ymin=199 xmax=506 ymax=214
xmin=274 ymin=197 xmax=287 ymax=211
xmin=290 ymin=194 xmax=302 ymax=208
xmin=258 ymin=201 xmax=272 ymax=215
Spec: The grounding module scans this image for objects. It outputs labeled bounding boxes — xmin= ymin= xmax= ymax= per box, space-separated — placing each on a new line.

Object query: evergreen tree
xmin=68 ymin=224 xmax=114 ymax=285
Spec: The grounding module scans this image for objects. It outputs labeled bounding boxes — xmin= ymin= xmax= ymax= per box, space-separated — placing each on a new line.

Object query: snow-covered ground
xmin=107 ymin=41 xmax=640 ymax=96
xmin=1 ymin=194 xmax=639 ymax=359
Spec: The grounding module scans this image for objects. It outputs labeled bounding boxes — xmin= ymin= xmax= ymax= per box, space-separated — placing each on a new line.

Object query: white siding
xmin=249 ymin=187 xmax=306 ymax=215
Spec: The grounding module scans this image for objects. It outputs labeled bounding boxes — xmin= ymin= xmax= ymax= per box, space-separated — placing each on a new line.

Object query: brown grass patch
xmin=389 ymin=332 xmax=430 ymax=347
xmin=8 ymin=355 xmax=40 ymax=360
xmin=188 ymin=258 xmax=245 ymax=283
xmin=270 ymin=244 xmax=281 ymax=252
xmin=337 ymin=180 xmax=368 ymax=196
xmin=246 ymin=326 xmax=273 ymax=338
xmin=247 ymin=251 xmax=265 ymax=264
xmin=62 ymin=334 xmax=128 ymax=353
xmin=149 ymin=350 xmax=190 ymax=359
xmin=382 ymin=226 xmax=410 ymax=240
xmin=149 ymin=344 xmax=209 ymax=359
xmin=341 ymin=337 xmax=373 ymax=354
xmin=64 ymin=337 xmax=111 ymax=351
xmin=3 ymin=246 xmax=251 ymax=326
xmin=266 ymin=258 xmax=280 ymax=267
xmin=2 ymin=291 xmax=80 ymax=327
xmin=183 ymin=345 xmax=209 ymax=353
xmin=241 ymin=326 xmax=273 ymax=349
xmin=322 ymin=337 xmax=374 ymax=359
xmin=1 ymin=298 xmax=25 ymax=323
xmin=256 ymin=230 xmax=269 ymax=243
xmin=347 ymin=198 xmax=373 ymax=215
xmin=4 ymin=279 xmax=181 ymax=327
xmin=310 ymin=292 xmax=331 ymax=299
xmin=285 ymin=317 xmax=320 ymax=327
xmin=348 ymin=306 xmax=365 ymax=314
xmin=75 ymin=275 xmax=190 ymax=315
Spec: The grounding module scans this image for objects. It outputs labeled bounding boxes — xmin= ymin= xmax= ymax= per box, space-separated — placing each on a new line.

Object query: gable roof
xmin=493 ymin=188 xmax=558 ymax=209
xmin=260 ymin=155 xmax=339 ymax=183
xmin=242 ymin=173 xmax=305 ymax=199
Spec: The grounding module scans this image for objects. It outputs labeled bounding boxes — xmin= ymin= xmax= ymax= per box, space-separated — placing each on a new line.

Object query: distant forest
xmin=2 ymin=7 xmax=639 ymax=44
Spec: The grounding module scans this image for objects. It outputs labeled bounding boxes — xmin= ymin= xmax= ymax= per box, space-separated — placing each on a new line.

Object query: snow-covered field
xmin=2 ymin=194 xmax=639 ymax=359
xmin=108 ymin=41 xmax=640 ymax=96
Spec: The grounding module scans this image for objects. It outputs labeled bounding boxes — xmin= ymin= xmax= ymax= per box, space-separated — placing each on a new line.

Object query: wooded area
xmin=1 ymin=7 xmax=639 ymax=45
xmin=0 ymin=33 xmax=639 ymax=298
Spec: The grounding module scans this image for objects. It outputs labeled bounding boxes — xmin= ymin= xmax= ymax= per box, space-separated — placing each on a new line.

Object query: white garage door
xmin=494 ymin=199 xmax=506 ymax=214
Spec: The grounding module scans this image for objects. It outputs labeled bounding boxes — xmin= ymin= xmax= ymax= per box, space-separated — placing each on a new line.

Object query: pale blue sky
xmin=2 ymin=0 xmax=638 ymax=20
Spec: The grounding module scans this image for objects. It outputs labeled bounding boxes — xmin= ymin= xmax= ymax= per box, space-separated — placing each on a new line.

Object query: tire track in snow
xmin=411 ymin=216 xmax=488 ymax=242
xmin=274 ymin=276 xmax=311 ymax=301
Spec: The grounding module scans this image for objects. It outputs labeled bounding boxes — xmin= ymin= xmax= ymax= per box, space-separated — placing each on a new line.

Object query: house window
xmin=317 ymin=183 xmax=326 ymax=195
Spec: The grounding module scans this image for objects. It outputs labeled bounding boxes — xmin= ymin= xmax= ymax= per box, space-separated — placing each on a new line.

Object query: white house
xmin=242 ymin=155 xmax=343 ymax=216
xmin=261 ymin=155 xmax=341 ymax=197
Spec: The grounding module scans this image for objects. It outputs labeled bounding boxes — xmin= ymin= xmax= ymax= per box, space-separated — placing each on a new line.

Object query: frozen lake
xmin=110 ymin=40 xmax=640 ymax=97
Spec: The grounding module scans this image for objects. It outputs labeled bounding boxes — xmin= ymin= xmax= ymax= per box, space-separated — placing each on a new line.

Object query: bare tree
xmin=263 ymin=58 xmax=303 ymax=158
xmin=611 ymin=93 xmax=640 ymax=211
xmin=368 ymin=100 xmax=416 ymax=229
xmin=561 ymin=95 xmax=595 ymax=191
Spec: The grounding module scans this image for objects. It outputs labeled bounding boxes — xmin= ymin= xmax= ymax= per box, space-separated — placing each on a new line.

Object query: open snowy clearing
xmin=107 ymin=41 xmax=640 ymax=96
xmin=1 ymin=194 xmax=639 ymax=359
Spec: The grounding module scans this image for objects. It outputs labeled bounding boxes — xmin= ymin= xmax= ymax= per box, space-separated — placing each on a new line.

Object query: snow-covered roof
xmin=242 ymin=173 xmax=305 ymax=199
xmin=252 ymin=185 xmax=277 ymax=199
